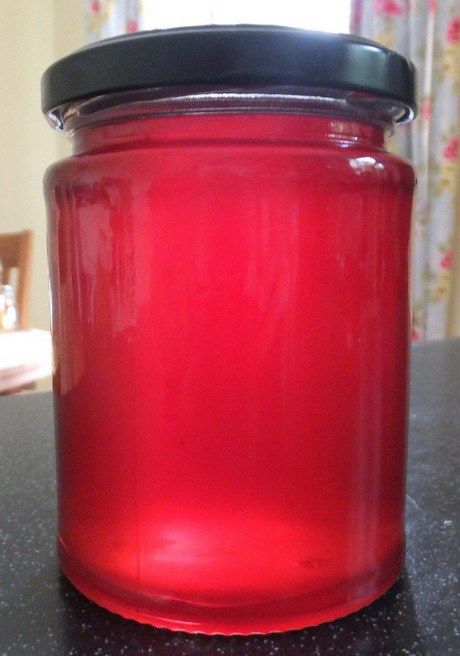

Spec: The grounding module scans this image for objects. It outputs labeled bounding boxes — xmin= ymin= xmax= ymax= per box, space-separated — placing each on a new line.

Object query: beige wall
xmin=0 ymin=0 xmax=84 ymax=330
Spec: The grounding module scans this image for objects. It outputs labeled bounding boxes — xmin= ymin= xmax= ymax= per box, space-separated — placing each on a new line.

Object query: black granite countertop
xmin=1 ymin=339 xmax=459 ymax=656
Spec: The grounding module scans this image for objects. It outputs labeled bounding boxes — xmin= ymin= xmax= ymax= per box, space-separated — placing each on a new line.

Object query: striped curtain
xmin=351 ymin=0 xmax=460 ymax=340
xmin=86 ymin=0 xmax=141 ymax=42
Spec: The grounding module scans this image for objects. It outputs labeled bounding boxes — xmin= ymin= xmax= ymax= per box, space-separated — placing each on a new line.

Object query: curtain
xmin=86 ymin=1 xmax=142 ymax=42
xmin=352 ymin=0 xmax=460 ymax=340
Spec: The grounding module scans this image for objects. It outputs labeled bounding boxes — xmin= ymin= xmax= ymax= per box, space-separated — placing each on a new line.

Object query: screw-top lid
xmin=41 ymin=25 xmax=416 ymax=120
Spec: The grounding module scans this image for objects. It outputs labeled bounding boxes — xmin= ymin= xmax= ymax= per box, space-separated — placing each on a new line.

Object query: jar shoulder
xmin=45 ymin=143 xmax=415 ymax=194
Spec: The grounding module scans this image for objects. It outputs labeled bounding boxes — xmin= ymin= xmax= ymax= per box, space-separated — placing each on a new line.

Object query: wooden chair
xmin=0 ymin=230 xmax=33 ymax=329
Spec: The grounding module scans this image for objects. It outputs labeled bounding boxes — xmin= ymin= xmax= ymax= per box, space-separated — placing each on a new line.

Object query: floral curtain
xmin=352 ymin=0 xmax=460 ymax=340
xmin=86 ymin=0 xmax=141 ymax=42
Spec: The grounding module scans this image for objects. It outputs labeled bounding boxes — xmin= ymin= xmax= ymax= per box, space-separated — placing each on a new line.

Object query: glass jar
xmin=42 ymin=26 xmax=416 ymax=635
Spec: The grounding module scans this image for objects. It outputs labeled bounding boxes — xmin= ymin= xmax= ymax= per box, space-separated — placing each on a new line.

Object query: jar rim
xmin=46 ymin=85 xmax=414 ymax=136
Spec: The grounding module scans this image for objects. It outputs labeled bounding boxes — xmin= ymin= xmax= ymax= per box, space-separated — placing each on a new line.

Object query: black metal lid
xmin=41 ymin=24 xmax=416 ymax=119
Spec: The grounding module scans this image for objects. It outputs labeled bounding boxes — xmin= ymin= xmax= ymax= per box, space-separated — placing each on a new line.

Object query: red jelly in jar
xmin=42 ymin=26 xmax=416 ymax=634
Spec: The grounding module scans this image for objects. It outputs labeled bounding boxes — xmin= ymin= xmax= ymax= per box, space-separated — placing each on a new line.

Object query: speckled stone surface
xmin=1 ymin=339 xmax=459 ymax=655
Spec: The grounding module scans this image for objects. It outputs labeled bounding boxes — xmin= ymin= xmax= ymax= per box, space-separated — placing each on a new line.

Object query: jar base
xmin=58 ymin=537 xmax=403 ymax=635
